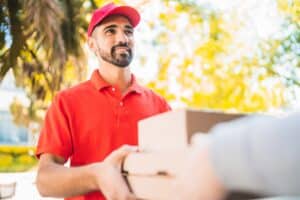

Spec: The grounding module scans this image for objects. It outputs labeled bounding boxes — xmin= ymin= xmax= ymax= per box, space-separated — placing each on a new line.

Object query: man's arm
xmin=174 ymin=138 xmax=227 ymax=200
xmin=175 ymin=112 xmax=300 ymax=200
xmin=36 ymin=145 xmax=138 ymax=199
xmin=210 ymin=112 xmax=300 ymax=196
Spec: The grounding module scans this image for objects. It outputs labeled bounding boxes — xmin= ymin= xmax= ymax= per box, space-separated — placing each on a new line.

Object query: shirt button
xmin=119 ymin=102 xmax=123 ymax=106
xmin=112 ymin=87 xmax=116 ymax=92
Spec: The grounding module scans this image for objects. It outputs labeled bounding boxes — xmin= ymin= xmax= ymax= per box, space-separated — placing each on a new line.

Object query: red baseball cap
xmin=87 ymin=3 xmax=141 ymax=37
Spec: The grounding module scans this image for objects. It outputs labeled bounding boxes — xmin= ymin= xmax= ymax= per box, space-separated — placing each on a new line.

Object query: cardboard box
xmin=138 ymin=109 xmax=244 ymax=151
xmin=122 ymin=109 xmax=245 ymax=200
xmin=123 ymin=152 xmax=261 ymax=200
xmin=122 ymin=151 xmax=186 ymax=200
xmin=125 ymin=176 xmax=175 ymax=200
xmin=123 ymin=150 xmax=188 ymax=176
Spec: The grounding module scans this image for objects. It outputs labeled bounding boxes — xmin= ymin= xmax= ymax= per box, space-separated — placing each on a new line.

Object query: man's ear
xmin=87 ymin=37 xmax=97 ymax=53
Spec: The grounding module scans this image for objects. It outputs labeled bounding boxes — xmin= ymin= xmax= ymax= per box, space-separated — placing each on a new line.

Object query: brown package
xmin=123 ymin=109 xmax=244 ymax=200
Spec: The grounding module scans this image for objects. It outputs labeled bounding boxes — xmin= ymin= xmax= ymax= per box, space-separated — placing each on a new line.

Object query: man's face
xmin=90 ymin=15 xmax=134 ymax=68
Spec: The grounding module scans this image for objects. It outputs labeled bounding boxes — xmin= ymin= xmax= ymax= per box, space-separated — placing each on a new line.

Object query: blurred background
xmin=0 ymin=0 xmax=299 ymax=198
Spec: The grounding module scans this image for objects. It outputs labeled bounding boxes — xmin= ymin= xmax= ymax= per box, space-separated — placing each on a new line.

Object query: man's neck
xmin=98 ymin=62 xmax=132 ymax=93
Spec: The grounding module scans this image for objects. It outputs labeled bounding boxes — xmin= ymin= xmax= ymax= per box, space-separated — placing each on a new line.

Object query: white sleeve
xmin=209 ymin=112 xmax=300 ymax=196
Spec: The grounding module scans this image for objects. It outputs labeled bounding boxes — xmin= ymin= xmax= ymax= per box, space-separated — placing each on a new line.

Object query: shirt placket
xmin=110 ymin=87 xmax=125 ymax=129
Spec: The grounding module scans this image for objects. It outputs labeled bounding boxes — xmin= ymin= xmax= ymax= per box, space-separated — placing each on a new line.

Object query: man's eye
xmin=106 ymin=29 xmax=116 ymax=34
xmin=125 ymin=30 xmax=133 ymax=35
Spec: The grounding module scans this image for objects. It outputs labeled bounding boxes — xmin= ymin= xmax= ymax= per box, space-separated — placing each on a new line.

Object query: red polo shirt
xmin=36 ymin=69 xmax=171 ymax=200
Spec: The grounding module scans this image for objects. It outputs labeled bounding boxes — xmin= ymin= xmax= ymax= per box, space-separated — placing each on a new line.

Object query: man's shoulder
xmin=139 ymin=85 xmax=156 ymax=96
xmin=140 ymin=86 xmax=167 ymax=102
xmin=138 ymin=86 xmax=171 ymax=111
xmin=56 ymin=80 xmax=92 ymax=100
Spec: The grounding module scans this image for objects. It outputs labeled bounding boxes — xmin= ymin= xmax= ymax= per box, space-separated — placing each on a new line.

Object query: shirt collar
xmin=90 ymin=69 xmax=111 ymax=90
xmin=90 ymin=69 xmax=143 ymax=94
xmin=128 ymin=75 xmax=143 ymax=94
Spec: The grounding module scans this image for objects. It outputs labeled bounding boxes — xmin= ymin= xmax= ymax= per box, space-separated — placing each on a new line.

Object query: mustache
xmin=111 ymin=43 xmax=131 ymax=53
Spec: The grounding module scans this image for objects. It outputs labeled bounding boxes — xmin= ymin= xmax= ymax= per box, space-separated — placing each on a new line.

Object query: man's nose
xmin=116 ymin=31 xmax=129 ymax=44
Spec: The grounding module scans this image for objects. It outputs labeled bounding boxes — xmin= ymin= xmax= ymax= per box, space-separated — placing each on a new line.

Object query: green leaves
xmin=0 ymin=145 xmax=37 ymax=172
xmin=145 ymin=0 xmax=299 ymax=112
xmin=0 ymin=2 xmax=8 ymax=50
xmin=0 ymin=0 xmax=25 ymax=80
xmin=1 ymin=0 xmax=90 ymax=129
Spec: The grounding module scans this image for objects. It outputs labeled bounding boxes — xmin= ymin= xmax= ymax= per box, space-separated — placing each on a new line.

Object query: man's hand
xmin=174 ymin=137 xmax=227 ymax=200
xmin=91 ymin=145 xmax=138 ymax=200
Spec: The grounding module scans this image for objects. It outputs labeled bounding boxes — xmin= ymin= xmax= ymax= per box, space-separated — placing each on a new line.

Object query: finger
xmin=136 ymin=146 xmax=147 ymax=153
xmin=119 ymin=145 xmax=138 ymax=153
xmin=106 ymin=145 xmax=138 ymax=164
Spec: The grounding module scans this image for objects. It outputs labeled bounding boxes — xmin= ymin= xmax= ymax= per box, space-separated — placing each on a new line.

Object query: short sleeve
xmin=161 ymin=99 xmax=171 ymax=112
xmin=158 ymin=95 xmax=172 ymax=113
xmin=36 ymin=92 xmax=73 ymax=162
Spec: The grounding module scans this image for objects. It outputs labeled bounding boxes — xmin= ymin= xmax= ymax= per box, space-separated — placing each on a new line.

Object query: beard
xmin=97 ymin=43 xmax=133 ymax=68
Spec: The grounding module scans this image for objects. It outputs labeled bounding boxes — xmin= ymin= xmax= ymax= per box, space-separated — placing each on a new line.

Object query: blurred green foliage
xmin=0 ymin=0 xmax=299 ymax=135
xmin=146 ymin=0 xmax=300 ymax=112
xmin=0 ymin=145 xmax=37 ymax=172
